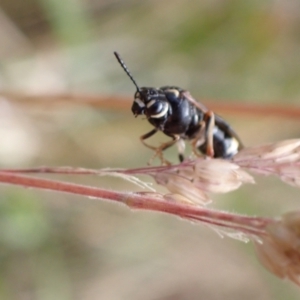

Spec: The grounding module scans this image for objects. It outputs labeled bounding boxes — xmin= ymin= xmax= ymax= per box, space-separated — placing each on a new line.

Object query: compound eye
xmin=146 ymin=100 xmax=169 ymax=119
xmin=147 ymin=100 xmax=163 ymax=115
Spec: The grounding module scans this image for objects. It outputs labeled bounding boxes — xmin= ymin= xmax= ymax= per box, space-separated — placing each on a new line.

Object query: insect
xmin=114 ymin=51 xmax=243 ymax=165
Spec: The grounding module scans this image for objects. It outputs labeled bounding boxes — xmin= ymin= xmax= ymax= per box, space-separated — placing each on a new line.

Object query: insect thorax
xmin=132 ymin=86 xmax=204 ymax=136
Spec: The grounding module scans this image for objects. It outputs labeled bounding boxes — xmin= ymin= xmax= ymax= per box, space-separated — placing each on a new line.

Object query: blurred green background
xmin=0 ymin=0 xmax=300 ymax=299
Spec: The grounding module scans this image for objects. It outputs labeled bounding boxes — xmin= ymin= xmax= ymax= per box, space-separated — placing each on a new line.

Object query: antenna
xmin=114 ymin=52 xmax=140 ymax=92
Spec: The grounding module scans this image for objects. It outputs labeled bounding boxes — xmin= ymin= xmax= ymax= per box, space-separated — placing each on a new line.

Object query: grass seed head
xmin=255 ymin=211 xmax=300 ymax=285
xmin=154 ymin=158 xmax=254 ymax=205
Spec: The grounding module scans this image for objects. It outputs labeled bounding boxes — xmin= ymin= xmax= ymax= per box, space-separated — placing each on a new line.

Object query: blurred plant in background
xmin=1 ymin=0 xmax=300 ymax=299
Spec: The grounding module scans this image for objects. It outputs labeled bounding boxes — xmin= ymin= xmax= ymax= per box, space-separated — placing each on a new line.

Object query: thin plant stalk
xmin=0 ymin=170 xmax=272 ymax=238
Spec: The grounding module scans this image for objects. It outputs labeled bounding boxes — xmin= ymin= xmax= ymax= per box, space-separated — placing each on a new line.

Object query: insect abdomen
xmin=198 ymin=126 xmax=239 ymax=158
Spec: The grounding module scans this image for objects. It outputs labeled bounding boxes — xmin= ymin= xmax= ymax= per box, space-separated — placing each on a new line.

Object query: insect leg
xmin=176 ymin=139 xmax=186 ymax=162
xmin=191 ymin=111 xmax=215 ymax=158
xmin=203 ymin=111 xmax=215 ymax=157
xmin=140 ymin=129 xmax=180 ymax=165
xmin=191 ymin=121 xmax=206 ymax=157
xmin=149 ymin=135 xmax=180 ymax=165
xmin=140 ymin=129 xmax=159 ymax=151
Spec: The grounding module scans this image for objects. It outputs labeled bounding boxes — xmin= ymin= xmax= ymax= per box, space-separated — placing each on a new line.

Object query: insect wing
xmin=181 ymin=90 xmax=208 ymax=113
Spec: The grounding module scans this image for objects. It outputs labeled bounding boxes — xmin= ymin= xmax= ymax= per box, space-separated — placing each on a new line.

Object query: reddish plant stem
xmin=2 ymin=91 xmax=300 ymax=120
xmin=0 ymin=171 xmax=273 ymax=235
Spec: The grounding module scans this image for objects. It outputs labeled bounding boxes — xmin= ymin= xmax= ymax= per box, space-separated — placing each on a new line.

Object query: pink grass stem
xmin=0 ymin=171 xmax=273 ymax=236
